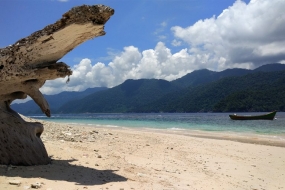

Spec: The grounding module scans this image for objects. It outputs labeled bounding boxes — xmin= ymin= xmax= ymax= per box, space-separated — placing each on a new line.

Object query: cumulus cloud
xmin=171 ymin=0 xmax=285 ymax=70
xmin=41 ymin=42 xmax=202 ymax=94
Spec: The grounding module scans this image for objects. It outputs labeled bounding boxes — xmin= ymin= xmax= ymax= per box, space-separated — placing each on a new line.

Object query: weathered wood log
xmin=0 ymin=5 xmax=114 ymax=165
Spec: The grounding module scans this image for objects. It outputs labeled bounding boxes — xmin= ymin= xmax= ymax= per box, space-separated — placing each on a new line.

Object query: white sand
xmin=0 ymin=118 xmax=285 ymax=190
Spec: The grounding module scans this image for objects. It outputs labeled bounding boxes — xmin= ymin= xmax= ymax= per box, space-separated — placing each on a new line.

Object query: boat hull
xmin=229 ymin=111 xmax=277 ymax=120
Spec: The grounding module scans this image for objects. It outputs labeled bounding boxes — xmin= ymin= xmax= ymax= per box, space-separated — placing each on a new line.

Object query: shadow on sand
xmin=1 ymin=159 xmax=127 ymax=186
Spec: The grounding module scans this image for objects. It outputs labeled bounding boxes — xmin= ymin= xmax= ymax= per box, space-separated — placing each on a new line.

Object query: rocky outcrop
xmin=0 ymin=5 xmax=114 ymax=165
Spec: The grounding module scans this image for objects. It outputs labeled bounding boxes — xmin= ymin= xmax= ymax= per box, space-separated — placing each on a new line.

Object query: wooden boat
xmin=229 ymin=111 xmax=277 ymax=120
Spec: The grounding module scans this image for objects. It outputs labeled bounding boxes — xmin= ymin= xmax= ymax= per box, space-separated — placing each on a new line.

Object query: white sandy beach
xmin=0 ymin=117 xmax=285 ymax=190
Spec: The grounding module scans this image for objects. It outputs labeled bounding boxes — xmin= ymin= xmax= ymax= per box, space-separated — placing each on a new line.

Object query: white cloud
xmin=171 ymin=0 xmax=285 ymax=69
xmin=171 ymin=39 xmax=182 ymax=47
xmin=153 ymin=21 xmax=169 ymax=41
xmin=160 ymin=21 xmax=167 ymax=27
xmin=40 ymin=42 xmax=205 ymax=95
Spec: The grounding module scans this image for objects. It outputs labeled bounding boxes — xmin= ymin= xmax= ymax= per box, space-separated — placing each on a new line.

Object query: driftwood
xmin=0 ymin=5 xmax=114 ymax=165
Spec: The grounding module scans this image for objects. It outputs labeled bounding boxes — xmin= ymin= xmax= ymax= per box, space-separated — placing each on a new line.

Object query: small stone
xmin=9 ymin=180 xmax=21 ymax=186
xmin=31 ymin=182 xmax=41 ymax=189
xmin=97 ymin=155 xmax=102 ymax=158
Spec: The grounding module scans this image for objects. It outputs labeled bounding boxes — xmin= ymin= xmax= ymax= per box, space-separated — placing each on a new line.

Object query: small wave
xmin=168 ymin=127 xmax=186 ymax=131
xmin=142 ymin=127 xmax=163 ymax=131
xmin=68 ymin=123 xmax=79 ymax=125
xmin=105 ymin=125 xmax=119 ymax=128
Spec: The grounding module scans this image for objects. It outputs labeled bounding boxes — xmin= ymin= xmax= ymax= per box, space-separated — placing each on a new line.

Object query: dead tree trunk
xmin=0 ymin=5 xmax=114 ymax=165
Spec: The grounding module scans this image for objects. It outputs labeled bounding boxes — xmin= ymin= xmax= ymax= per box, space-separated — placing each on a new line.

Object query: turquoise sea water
xmin=28 ymin=112 xmax=285 ymax=135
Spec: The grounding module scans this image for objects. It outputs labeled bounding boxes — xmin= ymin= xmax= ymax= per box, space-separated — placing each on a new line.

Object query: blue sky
xmin=1 ymin=0 xmax=243 ymax=64
xmin=1 ymin=0 xmax=285 ymax=96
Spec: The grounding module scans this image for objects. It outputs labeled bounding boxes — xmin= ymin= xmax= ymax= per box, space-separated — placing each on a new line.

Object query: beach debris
xmin=0 ymin=4 xmax=114 ymax=166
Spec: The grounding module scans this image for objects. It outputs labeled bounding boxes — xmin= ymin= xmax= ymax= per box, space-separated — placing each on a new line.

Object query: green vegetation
xmin=11 ymin=87 xmax=107 ymax=114
xmin=213 ymin=74 xmax=285 ymax=112
xmin=57 ymin=79 xmax=182 ymax=113
xmin=13 ymin=63 xmax=285 ymax=114
xmin=133 ymin=70 xmax=285 ymax=112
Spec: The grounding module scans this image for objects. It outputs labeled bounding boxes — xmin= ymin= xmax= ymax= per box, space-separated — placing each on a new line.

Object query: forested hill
xmin=57 ymin=79 xmax=182 ymax=113
xmin=12 ymin=87 xmax=108 ymax=115
xmin=56 ymin=63 xmax=285 ymax=113
xmin=171 ymin=63 xmax=285 ymax=87
xmin=13 ymin=63 xmax=285 ymax=114
xmin=133 ymin=70 xmax=285 ymax=112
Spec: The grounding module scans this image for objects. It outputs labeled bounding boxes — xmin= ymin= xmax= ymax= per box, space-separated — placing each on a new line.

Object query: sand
xmin=0 ymin=117 xmax=285 ymax=190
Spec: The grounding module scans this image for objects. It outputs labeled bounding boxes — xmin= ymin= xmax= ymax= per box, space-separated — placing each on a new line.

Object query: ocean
xmin=28 ymin=112 xmax=285 ymax=136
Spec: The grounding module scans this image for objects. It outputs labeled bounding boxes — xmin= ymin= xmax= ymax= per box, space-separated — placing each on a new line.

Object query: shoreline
xmin=1 ymin=117 xmax=285 ymax=189
xmin=35 ymin=117 xmax=285 ymax=148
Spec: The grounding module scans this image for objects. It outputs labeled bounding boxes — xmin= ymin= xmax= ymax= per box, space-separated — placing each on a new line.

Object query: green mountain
xmin=14 ymin=63 xmax=285 ymax=114
xmin=135 ymin=70 xmax=285 ymax=112
xmin=171 ymin=68 xmax=251 ymax=88
xmin=213 ymin=74 xmax=285 ymax=112
xmin=172 ymin=63 xmax=285 ymax=88
xmin=11 ymin=87 xmax=108 ymax=115
xmin=57 ymin=63 xmax=285 ymax=113
xmin=57 ymin=79 xmax=182 ymax=113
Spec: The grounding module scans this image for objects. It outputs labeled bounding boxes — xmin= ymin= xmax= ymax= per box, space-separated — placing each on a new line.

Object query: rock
xmin=9 ymin=180 xmax=21 ymax=186
xmin=31 ymin=182 xmax=41 ymax=189
xmin=0 ymin=4 xmax=114 ymax=165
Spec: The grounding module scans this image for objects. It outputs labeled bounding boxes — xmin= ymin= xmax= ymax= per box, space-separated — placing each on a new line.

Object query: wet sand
xmin=0 ymin=117 xmax=285 ymax=190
